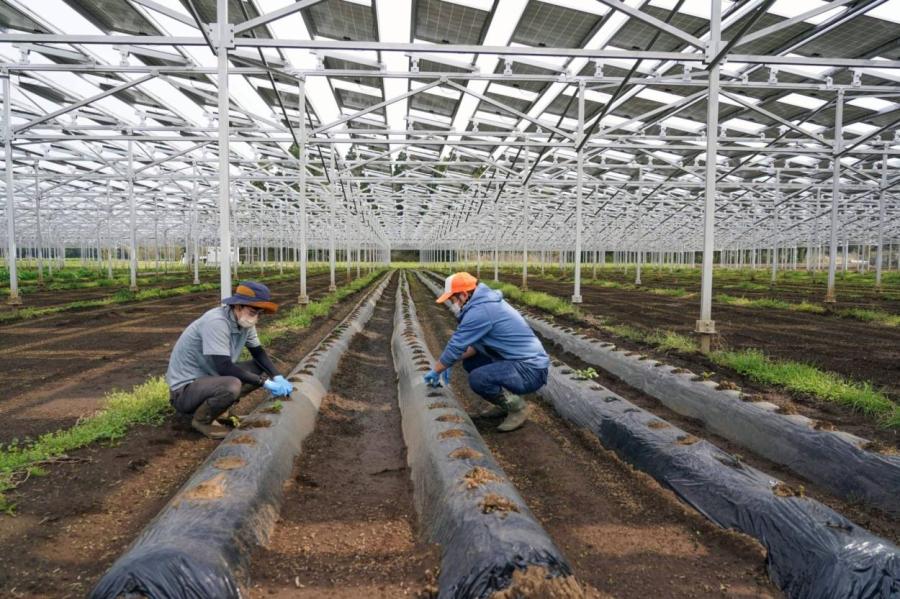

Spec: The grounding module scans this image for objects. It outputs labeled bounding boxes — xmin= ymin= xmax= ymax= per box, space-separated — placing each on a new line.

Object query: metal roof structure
xmin=1 ymin=0 xmax=899 ymax=333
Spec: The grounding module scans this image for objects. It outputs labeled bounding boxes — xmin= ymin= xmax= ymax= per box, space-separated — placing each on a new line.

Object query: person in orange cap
xmin=165 ymin=280 xmax=293 ymax=439
xmin=425 ymin=272 xmax=550 ymax=431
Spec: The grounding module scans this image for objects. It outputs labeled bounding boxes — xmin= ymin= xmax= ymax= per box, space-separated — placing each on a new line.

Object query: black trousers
xmin=169 ymin=360 xmax=263 ymax=417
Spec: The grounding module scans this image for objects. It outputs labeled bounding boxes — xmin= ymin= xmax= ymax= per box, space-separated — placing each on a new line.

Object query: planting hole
xmin=214 ymin=456 xmax=246 ymax=470
xmin=436 ymin=414 xmax=464 ymax=423
xmin=228 ymin=434 xmax=256 ymax=445
xmin=647 ymin=420 xmax=670 ymax=429
xmin=438 ymin=429 xmax=466 ymax=439
xmin=481 ymin=493 xmax=520 ymax=516
xmin=184 ymin=473 xmax=226 ymax=501
xmin=676 ymin=435 xmax=699 ymax=445
xmin=773 ymin=482 xmax=805 ymax=498
xmin=463 ymin=466 xmax=500 ymax=489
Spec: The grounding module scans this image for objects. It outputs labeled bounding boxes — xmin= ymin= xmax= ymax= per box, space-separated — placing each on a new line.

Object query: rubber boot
xmin=191 ymin=402 xmax=229 ymax=440
xmin=497 ymin=392 xmax=529 ymax=432
xmin=480 ymin=403 xmax=507 ymax=419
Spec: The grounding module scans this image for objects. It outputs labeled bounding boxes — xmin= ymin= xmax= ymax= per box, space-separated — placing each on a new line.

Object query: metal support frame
xmin=825 ymin=89 xmax=844 ymax=303
xmin=572 ymin=81 xmax=585 ymax=304
xmin=696 ymin=0 xmax=721 ymax=353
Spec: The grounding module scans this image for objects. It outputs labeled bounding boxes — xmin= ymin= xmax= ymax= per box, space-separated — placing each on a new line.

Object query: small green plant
xmin=270 ymin=400 xmax=283 ymax=414
xmin=573 ymin=367 xmax=598 ymax=380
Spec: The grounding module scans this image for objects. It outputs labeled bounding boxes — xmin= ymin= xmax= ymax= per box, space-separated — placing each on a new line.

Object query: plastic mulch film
xmin=90 ymin=273 xmax=393 ymax=599
xmin=392 ymin=274 xmax=572 ymax=599
xmin=543 ymin=364 xmax=900 ymax=599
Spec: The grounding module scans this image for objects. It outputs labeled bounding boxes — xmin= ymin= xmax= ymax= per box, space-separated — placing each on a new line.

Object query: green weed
xmin=710 ymin=349 xmax=897 ymax=426
xmin=0 ymin=377 xmax=171 ymax=513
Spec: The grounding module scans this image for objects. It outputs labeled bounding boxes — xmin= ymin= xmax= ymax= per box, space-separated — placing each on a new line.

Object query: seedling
xmin=573 ymin=367 xmax=598 ymax=380
xmin=270 ymin=400 xmax=283 ymax=414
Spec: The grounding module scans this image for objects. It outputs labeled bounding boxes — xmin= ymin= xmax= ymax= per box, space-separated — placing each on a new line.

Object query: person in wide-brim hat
xmin=164 ymin=280 xmax=293 ymax=439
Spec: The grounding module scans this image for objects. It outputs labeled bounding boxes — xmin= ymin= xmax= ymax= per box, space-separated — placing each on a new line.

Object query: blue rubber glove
xmin=264 ymin=378 xmax=289 ymax=397
xmin=423 ymin=370 xmax=441 ymax=387
xmin=273 ymin=375 xmax=294 ymax=395
xmin=440 ymin=367 xmax=451 ymax=386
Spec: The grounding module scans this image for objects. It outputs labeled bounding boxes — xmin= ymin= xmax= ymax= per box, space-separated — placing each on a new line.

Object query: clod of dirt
xmin=228 ymin=434 xmax=257 ymax=445
xmin=776 ymin=404 xmax=799 ymax=415
xmin=261 ymin=406 xmax=282 ymax=414
xmin=428 ymin=401 xmax=451 ymax=409
xmin=184 ymin=473 xmax=226 ymax=501
xmin=813 ymin=420 xmax=836 ymax=431
xmin=449 ymin=447 xmax=483 ymax=460
xmin=437 ymin=414 xmax=464 ymax=423
xmin=239 ymin=418 xmax=272 ymax=429
xmin=773 ymin=482 xmax=805 ymax=498
xmin=481 ymin=493 xmax=520 ymax=516
xmin=214 ymin=456 xmax=247 ymax=470
xmin=438 ymin=429 xmax=466 ymax=440
xmin=716 ymin=380 xmax=740 ymax=391
xmin=127 ymin=457 xmax=149 ymax=472
xmin=463 ymin=466 xmax=501 ymax=489
xmin=488 ymin=567 xmax=603 ymax=599
xmin=676 ymin=435 xmax=699 ymax=446
xmin=646 ymin=420 xmax=670 ymax=430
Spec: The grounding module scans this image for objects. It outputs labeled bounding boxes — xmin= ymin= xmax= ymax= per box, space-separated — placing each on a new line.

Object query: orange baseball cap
xmin=436 ymin=272 xmax=478 ymax=304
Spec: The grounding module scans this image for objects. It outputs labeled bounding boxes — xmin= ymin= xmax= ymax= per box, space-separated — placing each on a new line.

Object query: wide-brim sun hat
xmin=222 ymin=280 xmax=278 ymax=313
xmin=436 ymin=272 xmax=478 ymax=304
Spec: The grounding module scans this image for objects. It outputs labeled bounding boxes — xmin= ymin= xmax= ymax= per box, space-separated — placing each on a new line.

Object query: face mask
xmin=237 ymin=310 xmax=259 ymax=329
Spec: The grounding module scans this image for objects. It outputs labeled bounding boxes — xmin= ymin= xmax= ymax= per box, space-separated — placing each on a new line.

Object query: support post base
xmin=130 ymin=285 xmax=139 ymax=292
xmin=695 ymin=319 xmax=716 ymax=353
xmin=298 ymin=294 xmax=309 ymax=305
xmin=328 ymin=284 xmax=337 ymax=292
xmin=7 ymin=295 xmax=22 ymax=306
xmin=571 ymin=294 xmax=583 ymax=304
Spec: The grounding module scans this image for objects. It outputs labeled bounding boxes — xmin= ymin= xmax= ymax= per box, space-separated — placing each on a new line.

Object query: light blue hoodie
xmin=438 ymin=283 xmax=550 ymax=369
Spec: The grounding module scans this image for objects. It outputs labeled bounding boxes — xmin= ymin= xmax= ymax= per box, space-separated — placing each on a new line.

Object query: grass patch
xmin=715 ymin=294 xmax=827 ymax=314
xmin=710 ymin=348 xmax=898 ymax=427
xmin=0 ymin=377 xmax=171 ymax=514
xmin=836 ymin=308 xmax=900 ymax=327
xmin=647 ymin=287 xmax=689 ymax=298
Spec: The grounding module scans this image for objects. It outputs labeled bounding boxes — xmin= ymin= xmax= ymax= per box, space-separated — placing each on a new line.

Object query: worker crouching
xmin=425 ymin=272 xmax=550 ymax=432
xmin=165 ymin=281 xmax=293 ymax=439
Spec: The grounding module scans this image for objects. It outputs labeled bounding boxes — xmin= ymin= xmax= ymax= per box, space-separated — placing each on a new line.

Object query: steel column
xmin=128 ymin=139 xmax=138 ymax=291
xmin=572 ymin=81 xmax=585 ymax=304
xmin=3 ymin=74 xmax=20 ymax=304
xmin=825 ymin=89 xmax=843 ymax=303
xmin=216 ymin=0 xmax=233 ymax=300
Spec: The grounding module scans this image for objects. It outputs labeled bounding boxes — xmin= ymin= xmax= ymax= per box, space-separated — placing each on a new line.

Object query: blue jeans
xmin=463 ymin=352 xmax=548 ymax=405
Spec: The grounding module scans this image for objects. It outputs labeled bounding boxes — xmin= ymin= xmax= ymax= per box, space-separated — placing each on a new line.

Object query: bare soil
xmin=249 ymin=276 xmax=441 ymax=598
xmin=0 ymin=271 xmax=333 ymax=445
xmin=0 ymin=274 xmax=378 ymax=599
xmin=547 ymin=268 xmax=900 ymax=312
xmin=501 ymin=274 xmax=900 ymax=402
xmin=408 ymin=274 xmax=779 ymax=598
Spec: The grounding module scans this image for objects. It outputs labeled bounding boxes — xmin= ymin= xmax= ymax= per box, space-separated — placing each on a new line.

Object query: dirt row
xmin=248 ymin=275 xmax=441 ymax=598
xmin=0 ymin=271 xmax=339 ymax=445
xmin=0 ymin=272 xmax=380 ymax=599
xmin=535 ymin=269 xmax=900 ymax=312
xmin=406 ymin=273 xmax=779 ymax=598
xmin=500 ymin=273 xmax=900 ymax=403
xmin=0 ymin=267 xmax=324 ymax=313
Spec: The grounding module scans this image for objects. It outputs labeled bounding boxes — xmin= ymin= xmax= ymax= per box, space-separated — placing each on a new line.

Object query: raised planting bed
xmin=90 ymin=272 xmax=393 ymax=599
xmin=417 ymin=269 xmax=900 ymax=599
xmin=391 ymin=274 xmax=585 ymax=599
xmin=522 ymin=309 xmax=900 ymax=516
